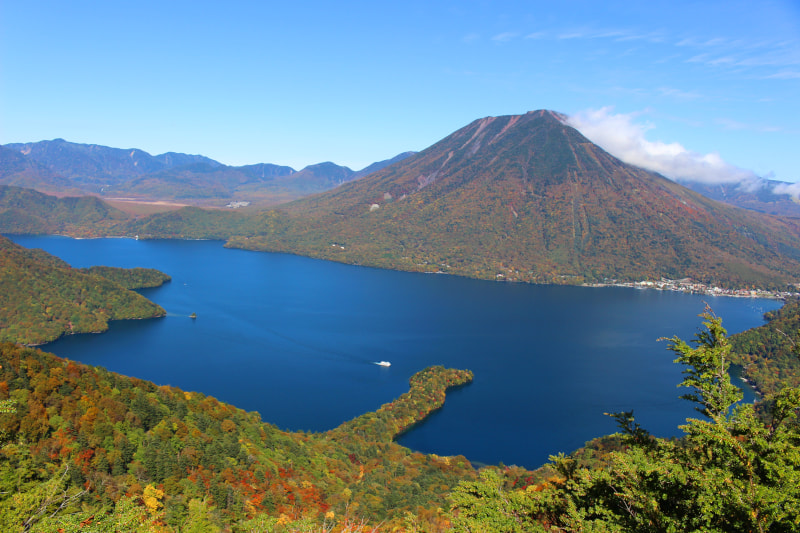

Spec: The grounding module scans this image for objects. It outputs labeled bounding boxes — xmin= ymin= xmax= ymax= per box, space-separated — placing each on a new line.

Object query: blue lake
xmin=9 ymin=235 xmax=781 ymax=469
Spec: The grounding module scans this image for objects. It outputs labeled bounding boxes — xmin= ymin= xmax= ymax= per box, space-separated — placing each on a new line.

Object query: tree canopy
xmin=0 ymin=236 xmax=166 ymax=344
xmin=449 ymin=310 xmax=800 ymax=532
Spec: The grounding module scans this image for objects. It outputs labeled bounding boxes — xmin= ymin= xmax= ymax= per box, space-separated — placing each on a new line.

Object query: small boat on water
xmin=375 ymin=361 xmax=391 ymax=367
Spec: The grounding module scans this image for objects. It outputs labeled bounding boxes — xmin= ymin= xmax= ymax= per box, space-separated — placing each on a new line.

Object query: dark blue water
xmin=9 ymin=235 xmax=780 ymax=469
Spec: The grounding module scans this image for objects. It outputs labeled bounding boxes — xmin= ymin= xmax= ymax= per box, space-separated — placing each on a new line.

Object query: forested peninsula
xmin=1 ymin=232 xmax=800 ymax=530
xmin=0 ymin=235 xmax=168 ymax=345
xmin=731 ymin=298 xmax=800 ymax=396
xmin=77 ymin=266 xmax=171 ymax=290
xmin=2 ymin=307 xmax=800 ymax=531
xmin=0 ymin=345 xmax=475 ymax=531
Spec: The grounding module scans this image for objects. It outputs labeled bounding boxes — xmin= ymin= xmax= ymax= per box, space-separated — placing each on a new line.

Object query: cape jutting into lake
xmin=9 ymin=235 xmax=781 ymax=469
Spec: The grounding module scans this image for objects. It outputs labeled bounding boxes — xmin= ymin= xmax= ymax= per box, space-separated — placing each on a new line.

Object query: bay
xmin=9 ymin=235 xmax=781 ymax=469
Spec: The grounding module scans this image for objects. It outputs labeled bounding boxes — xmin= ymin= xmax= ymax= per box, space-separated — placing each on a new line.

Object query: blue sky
xmin=1 ymin=0 xmax=798 ymax=185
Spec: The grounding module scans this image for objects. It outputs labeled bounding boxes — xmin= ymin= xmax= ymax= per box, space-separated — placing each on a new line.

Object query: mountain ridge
xmin=1 ymin=139 xmax=415 ymax=206
xmin=228 ymin=110 xmax=800 ymax=288
xmin=679 ymin=178 xmax=800 ymax=217
xmin=4 ymin=110 xmax=800 ymax=288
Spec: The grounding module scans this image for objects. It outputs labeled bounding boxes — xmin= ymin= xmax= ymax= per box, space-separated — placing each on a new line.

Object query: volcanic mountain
xmin=228 ymin=110 xmax=800 ymax=288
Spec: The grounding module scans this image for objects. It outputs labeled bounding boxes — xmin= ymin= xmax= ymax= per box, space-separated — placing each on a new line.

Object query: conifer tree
xmin=449 ymin=310 xmax=800 ymax=531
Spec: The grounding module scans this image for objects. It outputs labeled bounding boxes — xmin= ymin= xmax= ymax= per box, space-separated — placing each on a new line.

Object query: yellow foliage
xmin=143 ymin=484 xmax=164 ymax=516
xmin=243 ymin=499 xmax=257 ymax=517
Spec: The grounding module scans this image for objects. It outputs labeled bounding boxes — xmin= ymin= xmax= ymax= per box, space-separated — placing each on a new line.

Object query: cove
xmin=9 ymin=235 xmax=781 ymax=469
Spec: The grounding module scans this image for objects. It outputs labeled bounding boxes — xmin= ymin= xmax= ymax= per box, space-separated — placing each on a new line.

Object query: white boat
xmin=375 ymin=361 xmax=391 ymax=367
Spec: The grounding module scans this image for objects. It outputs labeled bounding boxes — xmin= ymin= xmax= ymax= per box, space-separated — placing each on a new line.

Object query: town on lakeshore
xmin=585 ymin=277 xmax=800 ymax=300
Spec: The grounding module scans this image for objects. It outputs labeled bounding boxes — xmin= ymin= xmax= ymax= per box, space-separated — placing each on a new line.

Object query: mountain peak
xmin=238 ymin=110 xmax=800 ymax=289
xmin=526 ymin=109 xmax=568 ymax=121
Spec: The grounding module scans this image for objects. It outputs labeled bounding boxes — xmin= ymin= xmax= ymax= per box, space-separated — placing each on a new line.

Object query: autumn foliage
xmin=0 ymin=343 xmax=476 ymax=531
xmin=0 ymin=235 xmax=167 ymax=345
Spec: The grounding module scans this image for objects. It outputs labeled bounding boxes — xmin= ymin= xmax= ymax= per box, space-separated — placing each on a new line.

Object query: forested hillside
xmin=77 ymin=266 xmax=172 ymax=290
xmin=0 ymin=185 xmax=131 ymax=237
xmin=732 ymin=298 xmax=800 ymax=396
xmin=0 ymin=344 xmax=475 ymax=531
xmin=227 ymin=111 xmax=800 ymax=289
xmin=0 ymin=236 xmax=166 ymax=344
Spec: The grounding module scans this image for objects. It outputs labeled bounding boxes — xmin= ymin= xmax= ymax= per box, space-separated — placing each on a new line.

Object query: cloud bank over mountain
xmin=772 ymin=181 xmax=800 ymax=198
xmin=566 ymin=108 xmax=762 ymax=189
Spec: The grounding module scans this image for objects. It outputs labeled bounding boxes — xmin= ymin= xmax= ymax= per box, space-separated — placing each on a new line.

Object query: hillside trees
xmin=0 ymin=185 xmax=131 ymax=237
xmin=0 ymin=342 xmax=477 ymax=531
xmin=731 ymin=297 xmax=800 ymax=396
xmin=0 ymin=236 xmax=167 ymax=344
xmin=77 ymin=266 xmax=171 ymax=289
xmin=449 ymin=310 xmax=800 ymax=531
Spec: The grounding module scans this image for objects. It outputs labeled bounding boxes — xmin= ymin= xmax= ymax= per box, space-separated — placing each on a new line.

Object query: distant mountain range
xmin=227 ymin=110 xmax=800 ymax=288
xmin=4 ymin=112 xmax=800 ymax=289
xmin=0 ymin=145 xmax=78 ymax=193
xmin=4 ymin=135 xmax=799 ymax=216
xmin=0 ymin=139 xmax=415 ymax=206
xmin=678 ymin=179 xmax=800 ymax=218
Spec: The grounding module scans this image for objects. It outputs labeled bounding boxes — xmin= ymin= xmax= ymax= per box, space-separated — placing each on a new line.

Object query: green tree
xmin=449 ymin=310 xmax=800 ymax=531
xmin=183 ymin=498 xmax=222 ymax=533
xmin=0 ymin=463 xmax=86 ymax=533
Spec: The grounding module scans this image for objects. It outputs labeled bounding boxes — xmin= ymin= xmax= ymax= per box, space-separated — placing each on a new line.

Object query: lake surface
xmin=9 ymin=235 xmax=781 ymax=469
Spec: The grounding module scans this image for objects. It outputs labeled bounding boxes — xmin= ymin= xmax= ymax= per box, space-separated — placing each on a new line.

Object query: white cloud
xmin=657 ymin=87 xmax=702 ymax=100
xmin=772 ymin=182 xmax=800 ymax=197
xmin=566 ymin=107 xmax=758 ymax=185
xmin=765 ymin=71 xmax=800 ymax=79
xmin=491 ymin=32 xmax=518 ymax=42
xmin=524 ymin=31 xmax=546 ymax=40
xmin=557 ymin=31 xmax=586 ymax=40
xmin=715 ymin=117 xmax=783 ymax=133
xmin=702 ymin=38 xmax=727 ymax=47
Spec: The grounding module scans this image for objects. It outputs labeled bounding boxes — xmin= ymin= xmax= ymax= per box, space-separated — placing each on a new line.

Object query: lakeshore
xmin=584 ymin=277 xmax=798 ymax=300
xmin=9 ymin=234 xmax=783 ymax=468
